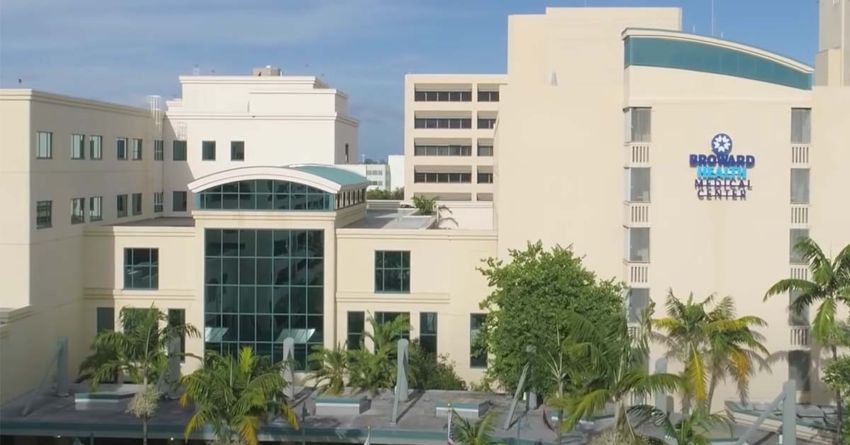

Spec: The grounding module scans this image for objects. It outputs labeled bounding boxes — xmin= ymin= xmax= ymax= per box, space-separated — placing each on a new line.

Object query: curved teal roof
xmin=624 ymin=32 xmax=812 ymax=90
xmin=289 ymin=165 xmax=369 ymax=187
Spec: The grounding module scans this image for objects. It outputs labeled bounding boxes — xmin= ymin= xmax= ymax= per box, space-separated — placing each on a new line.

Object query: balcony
xmin=790 ymin=265 xmax=809 ymax=281
xmin=625 ymin=202 xmax=650 ymax=226
xmin=625 ymin=143 xmax=650 ymax=166
xmin=624 ymin=262 xmax=649 ymax=286
xmin=791 ymin=144 xmax=809 ymax=166
xmin=791 ymin=205 xmax=809 ymax=226
xmin=790 ymin=326 xmax=810 ymax=349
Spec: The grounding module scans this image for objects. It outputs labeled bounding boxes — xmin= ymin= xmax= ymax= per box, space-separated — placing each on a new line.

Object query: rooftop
xmin=0 ymin=384 xmax=817 ymax=444
xmin=345 ymin=208 xmax=435 ymax=230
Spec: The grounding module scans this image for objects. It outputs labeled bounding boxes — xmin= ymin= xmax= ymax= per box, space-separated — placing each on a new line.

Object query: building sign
xmin=689 ymin=133 xmax=755 ymax=200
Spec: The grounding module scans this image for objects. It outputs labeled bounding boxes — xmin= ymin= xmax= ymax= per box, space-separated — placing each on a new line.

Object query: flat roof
xmin=344 ymin=209 xmax=435 ymax=229
xmin=110 ymin=217 xmax=195 ymax=227
xmin=0 ymin=385 xmax=809 ymax=444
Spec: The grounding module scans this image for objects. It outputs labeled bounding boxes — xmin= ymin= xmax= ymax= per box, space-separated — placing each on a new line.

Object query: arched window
xmin=197 ymin=180 xmax=334 ymax=211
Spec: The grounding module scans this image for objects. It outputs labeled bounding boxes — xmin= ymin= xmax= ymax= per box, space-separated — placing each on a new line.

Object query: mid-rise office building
xmin=1 ymin=3 xmax=849 ymax=442
xmin=404 ymin=74 xmax=506 ymax=203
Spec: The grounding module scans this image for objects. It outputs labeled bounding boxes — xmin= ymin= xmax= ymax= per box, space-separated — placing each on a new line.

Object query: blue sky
xmin=0 ymin=0 xmax=818 ymax=161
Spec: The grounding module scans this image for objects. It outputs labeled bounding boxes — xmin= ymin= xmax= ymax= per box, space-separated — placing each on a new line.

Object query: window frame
xmin=173 ymin=191 xmax=188 ymax=212
xmin=117 ymin=194 xmax=128 ymax=218
xmin=123 ymin=247 xmax=159 ymax=290
xmin=202 ymin=141 xmax=216 ymax=161
xmin=89 ymin=135 xmax=103 ymax=160
xmin=36 ymin=131 xmax=53 ymax=159
xmin=71 ymin=197 xmax=86 ymax=224
xmin=374 ymin=250 xmax=411 ymax=293
xmin=154 ymin=140 xmax=164 ymax=161
xmin=154 ymin=192 xmax=164 ymax=213
xmin=132 ymin=193 xmax=143 ymax=216
xmin=36 ymin=200 xmax=52 ymax=229
xmin=131 ymin=138 xmax=143 ymax=160
xmin=71 ymin=134 xmax=86 ymax=160
xmin=116 ymin=137 xmax=128 ymax=160
xmin=419 ymin=312 xmax=438 ymax=356
xmin=173 ymin=140 xmax=187 ymax=161
xmin=89 ymin=196 xmax=103 ymax=221
xmin=231 ymin=141 xmax=245 ymax=161
xmin=469 ymin=313 xmax=488 ymax=368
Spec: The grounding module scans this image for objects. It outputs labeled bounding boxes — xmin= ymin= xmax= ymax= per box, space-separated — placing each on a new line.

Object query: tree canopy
xmin=478 ymin=241 xmax=625 ymax=395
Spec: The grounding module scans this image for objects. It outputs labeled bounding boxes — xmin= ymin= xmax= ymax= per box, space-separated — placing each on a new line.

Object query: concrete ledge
xmin=435 ymin=401 xmax=488 ymax=419
xmin=315 ymin=394 xmax=371 ymax=416
xmin=74 ymin=391 xmax=134 ymax=411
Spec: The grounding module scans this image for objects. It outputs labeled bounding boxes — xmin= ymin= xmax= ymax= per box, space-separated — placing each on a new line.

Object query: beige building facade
xmin=404 ymin=74 xmax=506 ymax=202
xmin=1 ymin=2 xmax=849 ymax=420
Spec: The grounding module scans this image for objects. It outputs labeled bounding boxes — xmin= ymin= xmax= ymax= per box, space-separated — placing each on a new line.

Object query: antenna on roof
xmin=192 ymin=65 xmax=200 ymax=75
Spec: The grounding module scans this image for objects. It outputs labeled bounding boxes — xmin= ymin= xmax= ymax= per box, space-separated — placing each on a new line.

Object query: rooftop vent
xmin=252 ymin=65 xmax=282 ymax=77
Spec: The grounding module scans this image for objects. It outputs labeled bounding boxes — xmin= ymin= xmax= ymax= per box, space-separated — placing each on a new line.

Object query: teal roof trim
xmin=290 ymin=165 xmax=369 ymax=187
xmin=624 ymin=36 xmax=812 ymax=90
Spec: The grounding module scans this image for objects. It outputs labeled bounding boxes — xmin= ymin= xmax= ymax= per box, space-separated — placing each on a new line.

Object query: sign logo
xmin=689 ymin=134 xmax=755 ymax=200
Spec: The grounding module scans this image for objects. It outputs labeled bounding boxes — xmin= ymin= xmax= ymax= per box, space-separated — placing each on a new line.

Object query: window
xmin=414 ymin=118 xmax=472 ymax=129
xmin=626 ymin=108 xmax=651 ymax=143
xmin=173 ymin=140 xmax=187 ymax=161
xmin=628 ymin=168 xmax=651 ymax=202
xmin=131 ymin=138 xmax=143 ymax=160
xmin=477 ymin=144 xmax=493 ymax=157
xmin=96 ymin=307 xmax=114 ymax=334
xmin=231 ymin=141 xmax=245 ymax=161
xmin=116 ymin=138 xmax=128 ymax=160
xmin=36 ymin=131 xmax=53 ymax=159
xmin=124 ymin=248 xmax=158 ymax=289
xmin=154 ymin=140 xmax=164 ymax=161
xmin=413 ymin=172 xmax=472 ymax=183
xmin=347 ymin=311 xmax=365 ymax=350
xmin=414 ymin=91 xmax=471 ymax=102
xmin=470 ymin=314 xmax=487 ymax=368
xmin=71 ymin=197 xmax=85 ymax=224
xmin=413 ymin=145 xmax=471 ymax=156
xmin=375 ymin=251 xmax=410 ymax=293
xmin=477 ymin=171 xmax=493 ymax=184
xmin=420 ymin=312 xmax=437 ymax=356
xmin=197 ymin=180 xmax=338 ymax=211
xmin=204 ymin=229 xmax=325 ymax=368
xmin=790 ymin=169 xmax=810 ymax=204
xmin=477 ymin=118 xmax=497 ymax=129
xmin=345 ymin=143 xmax=350 ymax=163
xmin=173 ymin=191 xmax=187 ymax=212
xmin=89 ymin=196 xmax=103 ymax=221
xmin=154 ymin=192 xmax=164 ymax=213
xmin=375 ymin=312 xmax=410 ymax=339
xmin=71 ymin=134 xmax=85 ymax=159
xmin=36 ymin=200 xmax=52 ymax=229
xmin=202 ymin=141 xmax=216 ymax=160
xmin=628 ymin=228 xmax=650 ymax=262
xmin=788 ymin=350 xmax=811 ymax=391
xmin=90 ymin=135 xmax=103 ymax=160
xmin=168 ymin=309 xmax=186 ymax=361
xmin=791 ymin=108 xmax=811 ymax=144
xmin=132 ymin=193 xmax=143 ymax=215
xmin=790 ymin=229 xmax=809 ymax=264
xmin=117 ymin=194 xmax=128 ymax=218
xmin=627 ymin=288 xmax=651 ymax=323
xmin=477 ymin=90 xmax=499 ymax=102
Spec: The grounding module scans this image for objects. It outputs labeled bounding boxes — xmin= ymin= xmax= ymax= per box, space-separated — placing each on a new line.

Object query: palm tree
xmin=79 ymin=306 xmax=199 ymax=445
xmin=308 ymin=343 xmax=348 ymax=395
xmin=348 ymin=314 xmax=409 ymax=395
xmin=765 ymin=238 xmax=850 ymax=443
xmin=631 ymin=406 xmax=734 ymax=445
xmin=179 ymin=347 xmax=299 ymax=445
xmin=652 ymin=291 xmax=768 ymax=412
xmin=451 ymin=411 xmax=500 ymax=445
xmin=550 ymin=307 xmax=681 ymax=444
